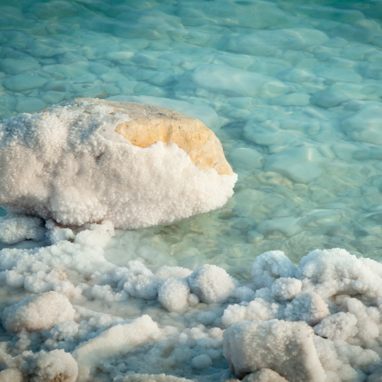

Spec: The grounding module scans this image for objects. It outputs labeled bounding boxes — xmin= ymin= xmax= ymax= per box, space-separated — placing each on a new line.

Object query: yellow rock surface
xmin=97 ymin=100 xmax=233 ymax=176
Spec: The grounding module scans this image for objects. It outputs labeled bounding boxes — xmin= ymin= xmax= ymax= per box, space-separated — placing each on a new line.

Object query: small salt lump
xmin=271 ymin=277 xmax=302 ymax=302
xmin=284 ymin=291 xmax=330 ymax=326
xmin=116 ymin=261 xmax=159 ymax=300
xmin=2 ymin=291 xmax=75 ymax=333
xmin=314 ymin=312 xmax=358 ymax=341
xmin=223 ymin=319 xmax=326 ymax=382
xmin=252 ymin=251 xmax=297 ymax=290
xmin=188 ymin=264 xmax=236 ymax=303
xmin=4 ymin=349 xmax=78 ymax=382
xmin=0 ymin=215 xmax=45 ymax=244
xmin=158 ymin=278 xmax=190 ymax=312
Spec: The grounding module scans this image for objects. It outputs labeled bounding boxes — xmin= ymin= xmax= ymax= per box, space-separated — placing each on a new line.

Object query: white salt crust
xmin=1 ymin=221 xmax=382 ymax=381
xmin=0 ymin=99 xmax=237 ymax=229
xmin=0 ymin=215 xmax=45 ymax=245
xmin=0 ymin=349 xmax=78 ymax=382
xmin=2 ymin=291 xmax=75 ymax=333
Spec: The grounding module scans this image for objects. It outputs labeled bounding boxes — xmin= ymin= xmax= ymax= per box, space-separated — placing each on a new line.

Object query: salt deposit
xmin=0 ymin=98 xmax=236 ymax=229
xmin=2 ymin=291 xmax=75 ymax=333
xmin=0 ymin=222 xmax=382 ymax=380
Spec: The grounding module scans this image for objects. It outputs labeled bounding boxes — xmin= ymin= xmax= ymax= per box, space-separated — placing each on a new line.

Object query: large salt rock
xmin=2 ymin=291 xmax=75 ymax=333
xmin=113 ymin=100 xmax=232 ymax=175
xmin=223 ymin=320 xmax=326 ymax=382
xmin=0 ymin=214 xmax=45 ymax=244
xmin=314 ymin=312 xmax=358 ymax=341
xmin=0 ymin=98 xmax=236 ymax=229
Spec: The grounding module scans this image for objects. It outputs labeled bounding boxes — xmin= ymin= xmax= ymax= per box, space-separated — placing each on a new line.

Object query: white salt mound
xmin=158 ymin=278 xmax=190 ymax=312
xmin=223 ymin=320 xmax=326 ymax=382
xmin=2 ymin=291 xmax=75 ymax=333
xmin=0 ymin=369 xmax=23 ymax=382
xmin=0 ymin=214 xmax=45 ymax=245
xmin=284 ymin=291 xmax=330 ymax=326
xmin=251 ymin=251 xmax=297 ymax=289
xmin=2 ymin=349 xmax=77 ymax=382
xmin=0 ymin=98 xmax=237 ymax=229
xmin=188 ymin=264 xmax=236 ymax=303
xmin=271 ymin=277 xmax=302 ymax=302
xmin=314 ymin=312 xmax=358 ymax=341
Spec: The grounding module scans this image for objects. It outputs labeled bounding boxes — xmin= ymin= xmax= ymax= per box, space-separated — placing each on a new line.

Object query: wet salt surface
xmin=1 ymin=0 xmax=382 ymax=381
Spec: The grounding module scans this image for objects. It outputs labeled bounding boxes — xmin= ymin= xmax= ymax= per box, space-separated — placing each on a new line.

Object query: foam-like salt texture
xmin=2 ymin=291 xmax=75 ymax=333
xmin=0 ymin=99 xmax=237 ymax=229
xmin=3 ymin=349 xmax=78 ymax=382
xmin=1 ymin=222 xmax=382 ymax=381
xmin=0 ymin=215 xmax=45 ymax=245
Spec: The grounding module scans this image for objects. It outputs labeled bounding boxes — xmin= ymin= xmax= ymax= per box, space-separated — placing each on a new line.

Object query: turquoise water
xmin=1 ymin=1 xmax=382 ymax=281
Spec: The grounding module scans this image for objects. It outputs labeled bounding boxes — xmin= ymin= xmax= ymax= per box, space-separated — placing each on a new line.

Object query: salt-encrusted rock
xmin=2 ymin=291 xmax=75 ymax=333
xmin=113 ymin=100 xmax=232 ymax=175
xmin=297 ymin=248 xmax=382 ymax=300
xmin=242 ymin=369 xmax=289 ymax=382
xmin=222 ymin=298 xmax=279 ymax=328
xmin=0 ymin=214 xmax=45 ymax=244
xmin=252 ymin=251 xmax=297 ymax=290
xmin=223 ymin=320 xmax=326 ymax=382
xmin=0 ymin=98 xmax=236 ymax=229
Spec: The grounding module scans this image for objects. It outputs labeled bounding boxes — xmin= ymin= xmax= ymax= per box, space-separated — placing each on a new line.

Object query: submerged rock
xmin=0 ymin=98 xmax=236 ymax=229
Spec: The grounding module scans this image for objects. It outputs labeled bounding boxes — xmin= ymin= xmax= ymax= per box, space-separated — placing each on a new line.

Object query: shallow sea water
xmin=2 ymin=0 xmax=382 ymax=380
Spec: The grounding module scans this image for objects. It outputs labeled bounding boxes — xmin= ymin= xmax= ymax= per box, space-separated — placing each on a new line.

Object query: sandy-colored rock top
xmin=76 ymin=98 xmax=233 ymax=176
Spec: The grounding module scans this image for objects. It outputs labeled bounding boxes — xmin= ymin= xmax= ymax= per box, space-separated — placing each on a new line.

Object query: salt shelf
xmin=0 ymin=220 xmax=381 ymax=381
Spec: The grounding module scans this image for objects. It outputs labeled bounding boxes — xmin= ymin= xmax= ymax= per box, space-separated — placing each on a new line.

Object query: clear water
xmin=1 ymin=1 xmax=382 ymax=378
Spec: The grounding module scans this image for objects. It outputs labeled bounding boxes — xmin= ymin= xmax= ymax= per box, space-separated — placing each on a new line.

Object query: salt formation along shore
xmin=1 ymin=100 xmax=382 ymax=382
xmin=0 ymin=98 xmax=236 ymax=230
